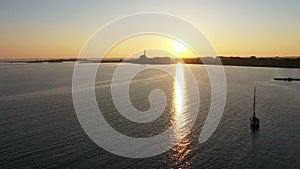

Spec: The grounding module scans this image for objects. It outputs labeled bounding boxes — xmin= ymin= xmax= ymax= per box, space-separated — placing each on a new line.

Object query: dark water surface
xmin=0 ymin=63 xmax=299 ymax=168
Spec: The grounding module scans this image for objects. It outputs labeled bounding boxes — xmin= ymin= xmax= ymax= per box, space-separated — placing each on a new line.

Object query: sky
xmin=0 ymin=0 xmax=300 ymax=59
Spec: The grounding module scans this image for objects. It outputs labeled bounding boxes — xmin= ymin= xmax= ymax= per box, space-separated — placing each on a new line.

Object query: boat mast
xmin=253 ymin=87 xmax=256 ymax=118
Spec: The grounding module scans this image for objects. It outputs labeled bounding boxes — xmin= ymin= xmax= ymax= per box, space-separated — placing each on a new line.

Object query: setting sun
xmin=173 ymin=41 xmax=187 ymax=53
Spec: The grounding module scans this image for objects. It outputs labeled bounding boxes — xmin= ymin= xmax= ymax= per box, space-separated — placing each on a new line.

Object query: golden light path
xmin=175 ymin=63 xmax=185 ymax=116
xmin=168 ymin=63 xmax=192 ymax=168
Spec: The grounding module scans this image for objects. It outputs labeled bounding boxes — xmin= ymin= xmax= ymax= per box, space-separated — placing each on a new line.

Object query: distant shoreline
xmin=124 ymin=56 xmax=300 ymax=68
xmin=204 ymin=57 xmax=300 ymax=69
xmin=1 ymin=57 xmax=299 ymax=69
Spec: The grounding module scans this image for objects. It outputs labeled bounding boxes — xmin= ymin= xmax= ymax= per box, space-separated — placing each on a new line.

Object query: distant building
xmin=139 ymin=50 xmax=147 ymax=59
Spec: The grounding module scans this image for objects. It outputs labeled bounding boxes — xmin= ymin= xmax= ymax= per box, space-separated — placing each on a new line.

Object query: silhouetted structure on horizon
xmin=126 ymin=50 xmax=175 ymax=64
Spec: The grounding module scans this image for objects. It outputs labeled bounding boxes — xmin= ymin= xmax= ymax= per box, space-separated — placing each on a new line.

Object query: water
xmin=0 ymin=63 xmax=299 ymax=168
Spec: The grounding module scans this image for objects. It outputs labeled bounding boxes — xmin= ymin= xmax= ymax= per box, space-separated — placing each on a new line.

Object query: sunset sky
xmin=0 ymin=0 xmax=300 ymax=59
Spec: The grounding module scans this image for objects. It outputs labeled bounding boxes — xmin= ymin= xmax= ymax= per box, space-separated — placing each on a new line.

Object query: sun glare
xmin=173 ymin=41 xmax=187 ymax=53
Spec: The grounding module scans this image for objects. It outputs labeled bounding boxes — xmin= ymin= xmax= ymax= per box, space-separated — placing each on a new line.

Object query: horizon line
xmin=1 ymin=55 xmax=300 ymax=61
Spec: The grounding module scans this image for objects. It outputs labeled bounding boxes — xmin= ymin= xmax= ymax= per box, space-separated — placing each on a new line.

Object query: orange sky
xmin=1 ymin=1 xmax=300 ymax=59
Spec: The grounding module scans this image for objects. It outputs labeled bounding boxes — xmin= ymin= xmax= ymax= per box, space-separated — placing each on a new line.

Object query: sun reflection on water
xmin=175 ymin=63 xmax=184 ymax=116
xmin=167 ymin=63 xmax=193 ymax=168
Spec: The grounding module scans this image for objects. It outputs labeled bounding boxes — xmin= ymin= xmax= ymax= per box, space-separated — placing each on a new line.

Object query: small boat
xmin=250 ymin=87 xmax=260 ymax=129
xmin=274 ymin=77 xmax=300 ymax=81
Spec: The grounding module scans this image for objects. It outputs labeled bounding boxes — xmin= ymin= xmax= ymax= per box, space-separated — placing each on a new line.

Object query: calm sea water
xmin=0 ymin=63 xmax=299 ymax=168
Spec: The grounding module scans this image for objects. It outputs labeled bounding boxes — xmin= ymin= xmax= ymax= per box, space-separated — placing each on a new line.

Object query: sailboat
xmin=250 ymin=87 xmax=260 ymax=129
